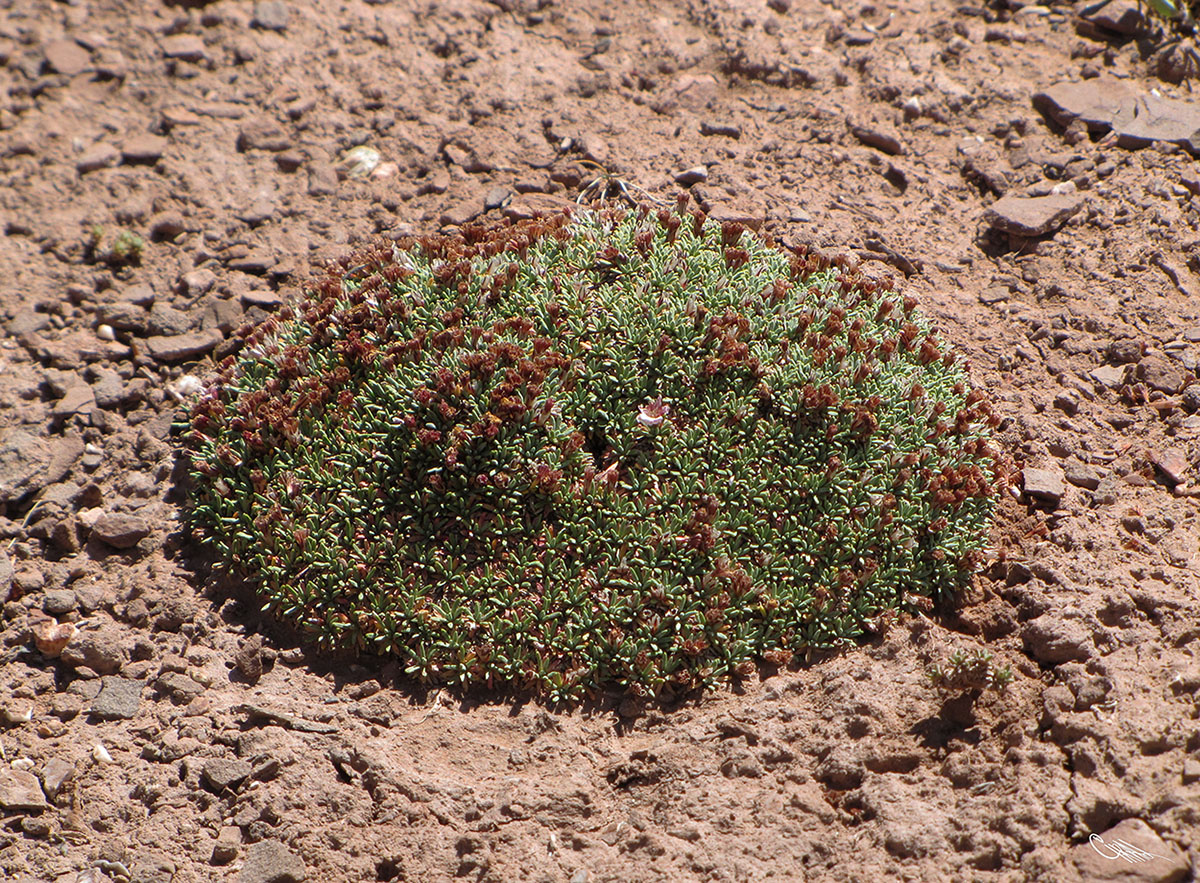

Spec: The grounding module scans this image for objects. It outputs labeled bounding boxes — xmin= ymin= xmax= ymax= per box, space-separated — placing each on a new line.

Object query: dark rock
xmin=90 ymin=676 xmax=143 ymax=720
xmin=1035 ymin=78 xmax=1200 ymax=155
xmin=156 ymin=671 xmax=205 ymax=702
xmin=1022 ymin=614 xmax=1093 ymax=664
xmin=674 ymin=166 xmax=708 ymax=186
xmin=984 ymin=194 xmax=1082 ymax=237
xmin=91 ymin=512 xmax=151 ymax=548
xmin=202 ymin=758 xmax=253 ymax=793
xmin=850 ymin=123 xmax=905 ymax=156
xmin=148 ymin=211 xmax=191 ymax=240
xmin=1108 ymin=339 xmax=1143 ymax=364
xmin=699 ymin=121 xmax=741 ymax=139
xmin=1081 ymin=0 xmax=1146 ymax=34
xmin=239 ymin=840 xmax=306 ymax=883
xmin=0 ymin=768 xmax=48 ymax=812
xmin=483 ymin=186 xmax=511 ymax=211
xmin=42 ymin=590 xmax=77 ymax=615
xmin=227 ymin=251 xmax=277 ymax=274
xmin=144 ymin=329 xmax=224 ymax=361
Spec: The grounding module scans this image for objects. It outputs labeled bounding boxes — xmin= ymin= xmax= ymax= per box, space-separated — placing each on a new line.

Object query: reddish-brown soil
xmin=2 ymin=0 xmax=1199 ymax=881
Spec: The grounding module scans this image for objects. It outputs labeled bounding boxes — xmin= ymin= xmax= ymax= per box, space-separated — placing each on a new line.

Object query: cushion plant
xmin=180 ymin=200 xmax=1002 ymax=703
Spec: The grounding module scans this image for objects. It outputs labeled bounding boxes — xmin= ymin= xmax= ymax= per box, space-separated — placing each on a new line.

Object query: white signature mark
xmin=1089 ymin=833 xmax=1163 ymax=864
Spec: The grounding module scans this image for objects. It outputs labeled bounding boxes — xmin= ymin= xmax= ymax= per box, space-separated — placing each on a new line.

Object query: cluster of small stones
xmin=180 ymin=198 xmax=1003 ymax=702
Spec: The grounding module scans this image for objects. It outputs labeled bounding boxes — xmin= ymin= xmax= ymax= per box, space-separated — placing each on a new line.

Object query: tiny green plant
xmin=110 ymin=230 xmax=145 ymax=263
xmin=925 ymin=647 xmax=1013 ymax=694
xmin=179 ymin=201 xmax=1004 ymax=703
xmin=87 ymin=225 xmax=145 ymax=267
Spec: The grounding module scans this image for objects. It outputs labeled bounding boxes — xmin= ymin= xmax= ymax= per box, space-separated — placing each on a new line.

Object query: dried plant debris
xmin=178 ymin=202 xmax=1003 ymax=702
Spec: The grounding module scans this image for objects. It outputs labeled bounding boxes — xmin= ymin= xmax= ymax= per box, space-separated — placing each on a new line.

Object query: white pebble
xmin=96 ymin=324 xmax=115 ymax=341
xmin=85 ymin=442 xmax=103 ymax=456
xmin=12 ymin=756 xmax=35 ymax=770
xmin=168 ymin=374 xmax=204 ymax=402
xmin=92 ymin=743 xmax=113 ymax=764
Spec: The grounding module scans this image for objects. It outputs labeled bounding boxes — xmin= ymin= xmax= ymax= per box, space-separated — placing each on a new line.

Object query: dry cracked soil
xmin=1 ymin=0 xmax=1200 ymax=881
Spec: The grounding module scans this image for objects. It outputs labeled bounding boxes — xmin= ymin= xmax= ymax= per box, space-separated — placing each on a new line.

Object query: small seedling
xmin=180 ymin=203 xmax=1003 ymax=702
xmin=925 ymin=648 xmax=1013 ymax=694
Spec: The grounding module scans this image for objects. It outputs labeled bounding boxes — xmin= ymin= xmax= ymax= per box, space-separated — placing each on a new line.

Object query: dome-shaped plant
xmin=180 ymin=201 xmax=1002 ymax=702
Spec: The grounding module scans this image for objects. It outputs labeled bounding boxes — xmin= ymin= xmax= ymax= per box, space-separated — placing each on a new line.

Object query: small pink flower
xmin=637 ymin=397 xmax=670 ymax=428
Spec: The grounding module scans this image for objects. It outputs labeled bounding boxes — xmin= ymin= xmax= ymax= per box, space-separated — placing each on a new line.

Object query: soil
xmin=1 ymin=0 xmax=1199 ymax=881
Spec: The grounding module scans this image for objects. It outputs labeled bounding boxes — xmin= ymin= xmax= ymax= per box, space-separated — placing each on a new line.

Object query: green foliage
xmin=925 ymin=647 xmax=1013 ymax=694
xmin=87 ymin=225 xmax=144 ymax=266
xmin=179 ymin=203 xmax=1003 ymax=702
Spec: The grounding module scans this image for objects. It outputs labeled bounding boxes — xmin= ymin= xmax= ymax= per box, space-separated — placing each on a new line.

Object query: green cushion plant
xmin=180 ymin=200 xmax=1002 ymax=703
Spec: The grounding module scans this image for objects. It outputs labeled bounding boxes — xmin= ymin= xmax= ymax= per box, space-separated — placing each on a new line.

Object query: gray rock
xmin=52 ymin=386 xmax=96 ymax=424
xmin=76 ymin=144 xmax=120 ymax=174
xmin=149 ymin=211 xmax=191 ymax=240
xmin=1136 ymin=355 xmax=1184 ymax=394
xmin=40 ymin=758 xmax=75 ymax=801
xmin=1035 ymin=78 xmax=1200 ymax=155
xmin=1090 ymin=364 xmax=1127 ymax=389
xmin=42 ymin=589 xmax=77 ymax=615
xmin=699 ymin=121 xmax=741 ymax=138
xmin=144 ymin=329 xmax=223 ymax=361
xmin=91 ymin=512 xmax=151 ymax=549
xmin=483 ymin=186 xmax=511 ymax=211
xmin=91 ymin=368 xmax=129 ymax=410
xmin=202 ymin=758 xmax=254 ymax=793
xmin=44 ymin=38 xmax=91 ymax=76
xmin=0 ymin=431 xmax=82 ymax=506
xmin=1022 ymin=614 xmax=1093 ymax=664
xmin=252 ymin=1 xmax=290 ymax=31
xmin=1082 ymin=0 xmax=1146 ymax=35
xmin=60 ymin=625 xmax=126 ymax=674
xmin=239 ymin=840 xmax=306 ymax=883
xmin=156 ymin=671 xmax=205 ymax=702
xmin=984 ymin=194 xmax=1082 ymax=237
xmin=97 ymin=301 xmax=149 ymax=332
xmin=121 ymin=134 xmax=168 ymax=164
xmin=227 ymin=251 xmax=277 ymax=274
xmin=161 ymin=34 xmax=209 ymax=62
xmin=1064 ymin=462 xmax=1102 ymax=491
xmin=850 ymin=122 xmax=905 ymax=156
xmin=307 ymin=162 xmax=338 ymax=196
xmin=7 ymin=308 xmax=51 ymax=336
xmin=1149 ymin=448 xmax=1189 ymax=485
xmin=674 ymin=166 xmax=708 ymax=186
xmin=90 ymin=676 xmax=143 ymax=720
xmin=237 ymin=121 xmax=293 ymax=152
xmin=182 ymin=269 xmax=217 ymax=297
xmin=1023 ymin=466 xmax=1066 ymax=505
xmin=0 ymin=768 xmax=48 ymax=812
xmin=0 ymin=550 xmax=12 ymax=599
xmin=147 ymin=304 xmax=194 ymax=337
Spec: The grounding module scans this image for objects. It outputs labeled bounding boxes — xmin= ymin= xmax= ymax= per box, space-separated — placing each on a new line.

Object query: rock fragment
xmin=90 ymin=676 xmax=143 ymax=720
xmin=1070 ymin=817 xmax=1188 ymax=882
xmin=1023 ymin=466 xmax=1066 ymax=506
xmin=44 ymin=38 xmax=91 ymax=76
xmin=121 ymin=134 xmax=168 ymax=164
xmin=76 ymin=144 xmax=120 ymax=174
xmin=239 ymin=840 xmax=307 ymax=883
xmin=252 ymin=0 xmax=290 ymax=30
xmin=91 ymin=512 xmax=151 ymax=548
xmin=202 ymin=758 xmax=253 ymax=793
xmin=1022 ymin=614 xmax=1093 ymax=664
xmin=144 ymin=329 xmax=224 ymax=362
xmin=161 ymin=34 xmax=208 ymax=63
xmin=984 ymin=194 xmax=1082 ymax=237
xmin=0 ymin=768 xmax=48 ymax=812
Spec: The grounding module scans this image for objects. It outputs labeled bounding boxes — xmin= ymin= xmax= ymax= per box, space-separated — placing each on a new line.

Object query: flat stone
xmin=237 ymin=121 xmax=293 ymax=153
xmin=40 ymin=758 xmax=75 ymax=801
xmin=0 ymin=768 xmax=48 ymax=812
xmin=675 ymin=165 xmax=708 ymax=186
xmin=1023 ymin=466 xmax=1066 ymax=505
xmin=1149 ymin=448 xmax=1189 ymax=485
xmin=59 ymin=624 xmax=125 ymax=674
xmin=121 ymin=134 xmax=168 ymax=164
xmin=42 ymin=589 xmax=78 ymax=615
xmin=1035 ymin=79 xmax=1200 ymax=155
xmin=984 ymin=193 xmax=1083 ymax=237
xmin=0 ymin=431 xmax=82 ymax=506
xmin=213 ymin=825 xmax=242 ymax=864
xmin=699 ymin=121 xmax=742 ymax=139
xmin=1136 ymin=355 xmax=1184 ymax=394
xmin=149 ymin=211 xmax=191 ymax=240
xmin=76 ymin=144 xmax=120 ymax=174
xmin=44 ymin=38 xmax=90 ymax=76
xmin=144 ymin=328 xmax=223 ymax=361
xmin=161 ymin=34 xmax=208 ymax=62
xmin=1070 ymin=817 xmax=1188 ymax=882
xmin=483 ymin=186 xmax=511 ymax=211
xmin=91 ymin=512 xmax=151 ymax=548
xmin=226 ymin=251 xmax=277 ymax=274
xmin=90 ymin=676 xmax=142 ymax=720
xmin=202 ymin=758 xmax=253 ymax=793
xmin=706 ymin=203 xmax=765 ymax=231
xmin=52 ymin=385 xmax=96 ymax=423
xmin=1081 ymin=0 xmax=1146 ymax=35
xmin=1022 ymin=614 xmax=1094 ymax=664
xmin=156 ymin=671 xmax=206 ymax=702
xmin=147 ymin=304 xmax=194 ymax=337
xmin=239 ymin=840 xmax=306 ymax=883
xmin=252 ymin=0 xmax=290 ymax=30
xmin=97 ymin=301 xmax=149 ymax=332
xmin=1090 ymin=364 xmax=1127 ymax=389
xmin=1064 ymin=462 xmax=1102 ymax=490
xmin=7 ymin=308 xmax=51 ymax=336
